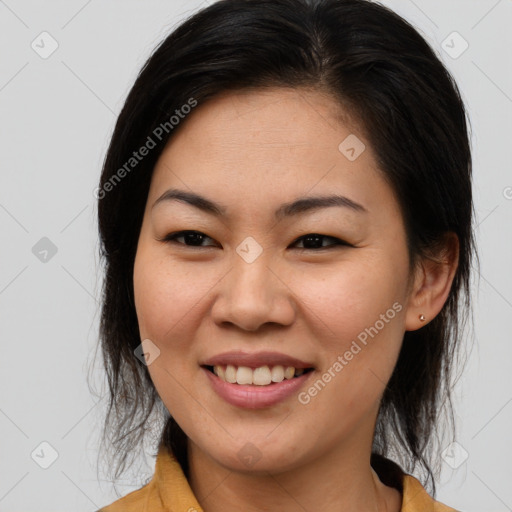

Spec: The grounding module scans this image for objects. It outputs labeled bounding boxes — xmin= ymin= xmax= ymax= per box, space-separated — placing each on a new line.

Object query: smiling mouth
xmin=203 ymin=364 xmax=314 ymax=386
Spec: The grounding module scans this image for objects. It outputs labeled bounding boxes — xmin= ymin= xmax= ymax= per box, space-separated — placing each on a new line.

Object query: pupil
xmin=186 ymin=232 xmax=204 ymax=246
xmin=304 ymin=235 xmax=322 ymax=248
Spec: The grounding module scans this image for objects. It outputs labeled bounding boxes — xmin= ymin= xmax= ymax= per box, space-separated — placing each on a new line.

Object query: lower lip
xmin=203 ymin=367 xmax=313 ymax=409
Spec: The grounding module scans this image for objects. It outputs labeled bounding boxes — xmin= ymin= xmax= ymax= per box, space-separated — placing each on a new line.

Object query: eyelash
xmin=159 ymin=230 xmax=352 ymax=251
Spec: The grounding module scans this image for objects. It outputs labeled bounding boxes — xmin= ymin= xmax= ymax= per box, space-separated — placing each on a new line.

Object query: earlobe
xmin=404 ymin=232 xmax=459 ymax=331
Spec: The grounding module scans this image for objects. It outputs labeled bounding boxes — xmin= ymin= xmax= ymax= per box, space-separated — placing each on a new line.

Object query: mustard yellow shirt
xmin=98 ymin=445 xmax=458 ymax=512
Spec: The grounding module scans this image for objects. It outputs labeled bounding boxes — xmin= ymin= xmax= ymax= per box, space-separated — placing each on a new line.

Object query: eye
xmin=159 ymin=231 xmax=351 ymax=250
xmin=290 ymin=233 xmax=352 ymax=250
xmin=160 ymin=230 xmax=218 ymax=247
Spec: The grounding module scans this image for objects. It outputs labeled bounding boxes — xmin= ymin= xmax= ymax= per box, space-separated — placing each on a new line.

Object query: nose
xmin=210 ymin=251 xmax=296 ymax=332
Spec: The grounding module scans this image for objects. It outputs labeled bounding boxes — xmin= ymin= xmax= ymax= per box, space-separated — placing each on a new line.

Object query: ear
xmin=404 ymin=232 xmax=459 ymax=331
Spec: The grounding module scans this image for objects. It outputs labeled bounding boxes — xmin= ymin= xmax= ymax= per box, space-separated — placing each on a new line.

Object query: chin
xmin=220 ymin=450 xmax=304 ymax=475
xmin=193 ymin=431 xmax=309 ymax=475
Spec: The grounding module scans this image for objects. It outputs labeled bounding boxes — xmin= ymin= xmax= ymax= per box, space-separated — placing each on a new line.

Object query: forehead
xmin=167 ymin=87 xmax=360 ymax=151
xmin=147 ymin=87 xmax=399 ymax=223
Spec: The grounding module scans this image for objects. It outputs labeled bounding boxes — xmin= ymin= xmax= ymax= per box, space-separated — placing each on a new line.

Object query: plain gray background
xmin=1 ymin=0 xmax=511 ymax=510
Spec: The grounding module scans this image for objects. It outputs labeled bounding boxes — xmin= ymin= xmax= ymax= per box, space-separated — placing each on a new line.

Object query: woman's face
xmin=133 ymin=87 xmax=419 ymax=473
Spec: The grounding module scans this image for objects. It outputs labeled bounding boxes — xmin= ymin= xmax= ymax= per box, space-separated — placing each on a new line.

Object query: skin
xmin=133 ymin=87 xmax=459 ymax=512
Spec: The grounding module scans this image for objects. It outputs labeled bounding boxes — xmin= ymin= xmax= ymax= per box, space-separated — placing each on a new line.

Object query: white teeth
xmin=284 ymin=366 xmax=295 ymax=379
xmin=212 ymin=364 xmax=309 ymax=385
xmin=253 ymin=365 xmax=272 ymax=386
xmin=216 ymin=365 xmax=226 ymax=381
xmin=236 ymin=366 xmax=253 ymax=385
xmin=225 ymin=364 xmax=237 ymax=383
xmin=270 ymin=365 xmax=284 ymax=383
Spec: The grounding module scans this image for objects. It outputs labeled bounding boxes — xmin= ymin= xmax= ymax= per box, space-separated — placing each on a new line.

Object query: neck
xmin=187 ymin=428 xmax=401 ymax=512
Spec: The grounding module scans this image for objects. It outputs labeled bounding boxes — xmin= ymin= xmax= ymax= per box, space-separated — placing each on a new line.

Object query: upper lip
xmin=201 ymin=351 xmax=314 ymax=369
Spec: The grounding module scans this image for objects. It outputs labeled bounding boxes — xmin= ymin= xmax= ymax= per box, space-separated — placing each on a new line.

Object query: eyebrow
xmin=152 ymin=188 xmax=368 ymax=220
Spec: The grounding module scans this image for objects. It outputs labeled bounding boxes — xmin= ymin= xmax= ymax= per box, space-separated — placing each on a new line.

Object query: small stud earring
xmin=419 ymin=314 xmax=426 ymax=322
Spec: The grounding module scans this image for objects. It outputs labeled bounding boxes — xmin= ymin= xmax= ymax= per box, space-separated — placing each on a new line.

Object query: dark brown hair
xmin=93 ymin=0 xmax=477 ymax=497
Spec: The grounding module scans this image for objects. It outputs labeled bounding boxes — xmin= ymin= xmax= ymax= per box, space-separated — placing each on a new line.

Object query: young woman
xmin=95 ymin=1 xmax=476 ymax=510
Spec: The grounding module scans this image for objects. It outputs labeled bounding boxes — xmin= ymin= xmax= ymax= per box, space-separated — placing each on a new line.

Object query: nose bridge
xmin=212 ymin=241 xmax=295 ymax=331
xmin=232 ymin=248 xmax=272 ymax=299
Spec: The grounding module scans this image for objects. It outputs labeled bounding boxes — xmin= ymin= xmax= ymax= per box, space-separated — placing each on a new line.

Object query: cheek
xmin=133 ymin=244 xmax=171 ymax=343
xmin=292 ymin=254 xmax=408 ymax=415
xmin=133 ymin=254 xmax=175 ymax=341
xmin=292 ymin=255 xmax=407 ymax=347
xmin=132 ymin=250 xmax=209 ymax=417
xmin=133 ymin=248 xmax=220 ymax=347
xmin=295 ymin=273 xmax=406 ymax=434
